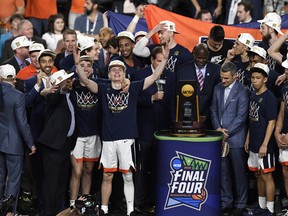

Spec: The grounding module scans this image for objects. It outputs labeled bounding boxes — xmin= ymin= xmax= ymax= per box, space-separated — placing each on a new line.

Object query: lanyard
xmin=86 ymin=14 xmax=98 ymax=35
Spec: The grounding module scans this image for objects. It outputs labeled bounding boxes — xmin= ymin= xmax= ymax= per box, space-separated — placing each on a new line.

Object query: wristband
xmin=132 ymin=15 xmax=140 ymax=23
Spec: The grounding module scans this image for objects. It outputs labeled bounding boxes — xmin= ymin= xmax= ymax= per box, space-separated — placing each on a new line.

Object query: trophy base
xmin=171 ymin=119 xmax=205 ymax=137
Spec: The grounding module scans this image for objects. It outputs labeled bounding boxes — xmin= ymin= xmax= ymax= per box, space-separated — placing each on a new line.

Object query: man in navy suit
xmin=177 ymin=43 xmax=221 ymax=129
xmin=54 ymin=29 xmax=77 ymax=70
xmin=211 ymin=62 xmax=249 ymax=216
xmin=24 ymin=49 xmax=57 ymax=214
xmin=0 ymin=64 xmax=36 ymax=213
xmin=1 ymin=35 xmax=33 ymax=76
xmin=1 ymin=19 xmax=47 ymax=63
xmin=0 ymin=82 xmax=3 ymax=111
xmin=38 ymin=69 xmax=76 ymax=216
xmin=132 ymin=46 xmax=175 ymax=213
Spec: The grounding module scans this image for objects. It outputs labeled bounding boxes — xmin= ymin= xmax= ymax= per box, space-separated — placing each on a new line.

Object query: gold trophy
xmin=171 ymin=80 xmax=205 ymax=136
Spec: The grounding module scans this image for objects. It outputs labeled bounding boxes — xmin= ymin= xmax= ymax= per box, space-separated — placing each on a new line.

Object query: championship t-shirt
xmin=70 ymin=79 xmax=101 ymax=137
xmin=249 ymin=89 xmax=277 ymax=153
xmin=98 ymin=80 xmax=144 ymax=141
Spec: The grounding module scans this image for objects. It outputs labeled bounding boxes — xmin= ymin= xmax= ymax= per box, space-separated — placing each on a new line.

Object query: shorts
xmin=248 ymin=151 xmax=275 ymax=173
xmin=100 ymin=139 xmax=135 ymax=173
xmin=71 ymin=135 xmax=101 ymax=162
xmin=279 ymin=149 xmax=288 ymax=166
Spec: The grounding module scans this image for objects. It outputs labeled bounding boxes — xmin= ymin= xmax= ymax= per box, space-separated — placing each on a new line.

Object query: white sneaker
xmin=282 ymin=208 xmax=288 ymax=216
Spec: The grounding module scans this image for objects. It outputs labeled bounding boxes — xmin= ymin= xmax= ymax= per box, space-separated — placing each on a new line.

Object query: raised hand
xmin=135 ymin=4 xmax=146 ymax=18
xmin=73 ymin=46 xmax=80 ymax=66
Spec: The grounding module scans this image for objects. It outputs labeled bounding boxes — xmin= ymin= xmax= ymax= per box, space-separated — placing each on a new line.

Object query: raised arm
xmin=267 ymin=30 xmax=288 ymax=64
xmin=126 ymin=4 xmax=145 ymax=33
xmin=73 ymin=48 xmax=98 ymax=93
xmin=191 ymin=0 xmax=201 ymax=18
xmin=274 ymin=101 xmax=286 ymax=148
xmin=143 ymin=45 xmax=169 ymax=90
xmin=133 ymin=23 xmax=167 ymax=57
xmin=213 ymin=0 xmax=223 ymax=18
xmin=102 ymin=11 xmax=108 ymax=28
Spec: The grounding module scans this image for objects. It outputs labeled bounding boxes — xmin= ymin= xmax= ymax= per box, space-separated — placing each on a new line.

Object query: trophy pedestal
xmin=171 ymin=116 xmax=205 ymax=137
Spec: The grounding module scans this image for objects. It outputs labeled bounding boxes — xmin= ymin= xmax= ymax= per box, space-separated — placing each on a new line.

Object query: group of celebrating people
xmin=1 ymin=1 xmax=288 ymax=216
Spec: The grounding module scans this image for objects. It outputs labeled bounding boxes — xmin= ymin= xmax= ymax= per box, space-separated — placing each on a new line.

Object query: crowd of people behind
xmin=2 ymin=0 xmax=288 ymax=216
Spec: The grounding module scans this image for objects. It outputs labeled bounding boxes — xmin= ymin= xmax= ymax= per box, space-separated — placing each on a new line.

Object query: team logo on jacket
xmin=165 ymin=151 xmax=210 ymax=211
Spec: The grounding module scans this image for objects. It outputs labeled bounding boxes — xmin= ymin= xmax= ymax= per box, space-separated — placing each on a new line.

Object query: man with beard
xmin=268 ymin=30 xmax=288 ymax=86
xmin=98 ymin=27 xmax=114 ymax=69
xmin=74 ymin=0 xmax=104 ymax=38
xmin=257 ymin=12 xmax=286 ymax=75
xmin=37 ymin=69 xmax=75 ymax=216
xmin=16 ymin=43 xmax=58 ymax=92
xmin=114 ymin=31 xmax=144 ymax=79
xmin=24 ymin=49 xmax=57 ymax=214
xmin=133 ymin=20 xmax=193 ymax=77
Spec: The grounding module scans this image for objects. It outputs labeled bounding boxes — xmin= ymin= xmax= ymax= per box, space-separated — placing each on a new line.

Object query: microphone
xmin=156 ymin=75 xmax=166 ymax=91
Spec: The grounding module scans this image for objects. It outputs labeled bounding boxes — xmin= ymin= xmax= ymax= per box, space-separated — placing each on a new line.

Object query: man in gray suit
xmin=211 ymin=62 xmax=249 ymax=216
xmin=0 ymin=64 xmax=36 ymax=213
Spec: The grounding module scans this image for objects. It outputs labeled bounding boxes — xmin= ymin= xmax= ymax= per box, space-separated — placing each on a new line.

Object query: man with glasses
xmin=1 ymin=35 xmax=33 ymax=74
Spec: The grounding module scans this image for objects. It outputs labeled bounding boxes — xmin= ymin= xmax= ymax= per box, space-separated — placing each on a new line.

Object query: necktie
xmin=224 ymin=86 xmax=231 ymax=105
xmin=20 ymin=62 xmax=27 ymax=69
xmin=197 ymin=69 xmax=204 ymax=91
xmin=66 ymin=93 xmax=75 ymax=137
xmin=105 ymin=52 xmax=110 ymax=66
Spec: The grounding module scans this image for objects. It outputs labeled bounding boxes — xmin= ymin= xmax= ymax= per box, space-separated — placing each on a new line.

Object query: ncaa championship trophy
xmin=171 ymin=80 xmax=205 ymax=136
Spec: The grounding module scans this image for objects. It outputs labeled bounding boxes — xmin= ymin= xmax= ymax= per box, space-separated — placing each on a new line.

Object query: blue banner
xmin=108 ymin=11 xmax=148 ymax=35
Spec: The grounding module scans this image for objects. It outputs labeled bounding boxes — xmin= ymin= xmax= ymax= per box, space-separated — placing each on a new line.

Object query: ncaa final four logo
xmin=165 ymin=151 xmax=211 ymax=211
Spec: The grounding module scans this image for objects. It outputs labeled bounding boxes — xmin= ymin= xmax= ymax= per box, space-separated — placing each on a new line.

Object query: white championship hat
xmin=116 ymin=31 xmax=135 ymax=43
xmin=247 ymin=46 xmax=267 ymax=59
xmin=237 ymin=33 xmax=255 ymax=48
xmin=50 ymin=69 xmax=74 ymax=85
xmin=0 ymin=64 xmax=16 ymax=79
xmin=257 ymin=12 xmax=283 ymax=35
xmin=11 ymin=36 xmax=34 ymax=50
xmin=159 ymin=20 xmax=179 ymax=34
xmin=251 ymin=63 xmax=270 ymax=76
xmin=37 ymin=49 xmax=56 ymax=61
xmin=108 ymin=60 xmax=126 ymax=71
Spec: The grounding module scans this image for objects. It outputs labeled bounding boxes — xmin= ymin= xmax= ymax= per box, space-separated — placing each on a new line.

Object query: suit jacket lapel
xmin=220 ymin=86 xmax=225 ymax=112
xmin=224 ymin=82 xmax=239 ymax=108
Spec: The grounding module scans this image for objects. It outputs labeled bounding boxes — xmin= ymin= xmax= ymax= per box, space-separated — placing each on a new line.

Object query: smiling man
xmin=133 ymin=20 xmax=193 ymax=76
xmin=113 ymin=31 xmax=144 ymax=79
xmin=177 ymin=43 xmax=221 ymax=129
xmin=74 ymin=44 xmax=169 ymax=216
xmin=16 ymin=43 xmax=58 ymax=92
